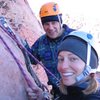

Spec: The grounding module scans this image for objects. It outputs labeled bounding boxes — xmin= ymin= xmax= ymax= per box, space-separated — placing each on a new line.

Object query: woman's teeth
xmin=62 ymin=72 xmax=73 ymax=76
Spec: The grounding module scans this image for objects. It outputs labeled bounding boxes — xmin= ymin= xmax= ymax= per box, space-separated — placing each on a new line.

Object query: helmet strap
xmin=86 ymin=43 xmax=91 ymax=66
xmin=75 ymin=43 xmax=93 ymax=84
xmin=57 ymin=14 xmax=62 ymax=28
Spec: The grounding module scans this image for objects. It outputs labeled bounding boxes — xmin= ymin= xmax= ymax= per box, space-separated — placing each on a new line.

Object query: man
xmin=30 ymin=2 xmax=75 ymax=99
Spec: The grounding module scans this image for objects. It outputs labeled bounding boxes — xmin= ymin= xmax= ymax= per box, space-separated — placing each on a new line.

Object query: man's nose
xmin=48 ymin=23 xmax=54 ymax=30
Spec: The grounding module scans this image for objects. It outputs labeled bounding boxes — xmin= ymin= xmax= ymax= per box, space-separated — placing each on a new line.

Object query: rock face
xmin=0 ymin=0 xmax=44 ymax=45
xmin=0 ymin=30 xmax=28 ymax=100
xmin=0 ymin=0 xmax=46 ymax=99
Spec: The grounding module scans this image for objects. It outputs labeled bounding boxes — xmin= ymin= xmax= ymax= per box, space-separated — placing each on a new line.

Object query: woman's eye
xmin=69 ymin=57 xmax=78 ymax=62
xmin=58 ymin=58 xmax=64 ymax=62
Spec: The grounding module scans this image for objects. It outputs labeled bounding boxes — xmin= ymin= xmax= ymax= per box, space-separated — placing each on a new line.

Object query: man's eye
xmin=44 ymin=23 xmax=49 ymax=25
xmin=52 ymin=21 xmax=57 ymax=24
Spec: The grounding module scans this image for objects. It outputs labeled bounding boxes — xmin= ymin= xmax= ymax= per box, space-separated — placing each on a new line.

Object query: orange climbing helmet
xmin=39 ymin=2 xmax=62 ymax=24
xmin=40 ymin=2 xmax=61 ymax=18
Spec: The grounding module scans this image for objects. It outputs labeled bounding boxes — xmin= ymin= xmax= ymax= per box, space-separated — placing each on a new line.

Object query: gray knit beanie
xmin=58 ymin=35 xmax=98 ymax=69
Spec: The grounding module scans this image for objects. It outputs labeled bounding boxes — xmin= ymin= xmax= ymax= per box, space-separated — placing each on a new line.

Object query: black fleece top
xmin=58 ymin=85 xmax=100 ymax=100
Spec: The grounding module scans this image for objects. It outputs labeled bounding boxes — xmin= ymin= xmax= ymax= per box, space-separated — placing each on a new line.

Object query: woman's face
xmin=58 ymin=51 xmax=85 ymax=86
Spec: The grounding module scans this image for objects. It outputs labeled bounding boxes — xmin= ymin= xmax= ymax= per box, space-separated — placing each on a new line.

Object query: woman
xmin=27 ymin=31 xmax=100 ymax=100
xmin=57 ymin=31 xmax=100 ymax=100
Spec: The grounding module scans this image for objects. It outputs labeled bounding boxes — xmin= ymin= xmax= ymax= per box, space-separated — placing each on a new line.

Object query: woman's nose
xmin=62 ymin=60 xmax=69 ymax=69
xmin=58 ymin=59 xmax=69 ymax=71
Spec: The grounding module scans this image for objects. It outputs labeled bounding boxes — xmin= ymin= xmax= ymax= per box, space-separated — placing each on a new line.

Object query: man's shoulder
xmin=62 ymin=24 xmax=76 ymax=34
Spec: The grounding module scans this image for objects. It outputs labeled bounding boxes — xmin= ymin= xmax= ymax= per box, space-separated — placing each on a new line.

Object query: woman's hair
xmin=59 ymin=74 xmax=99 ymax=95
xmin=82 ymin=74 xmax=99 ymax=95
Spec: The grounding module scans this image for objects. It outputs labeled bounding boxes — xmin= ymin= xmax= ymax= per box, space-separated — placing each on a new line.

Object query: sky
xmin=27 ymin=0 xmax=100 ymax=20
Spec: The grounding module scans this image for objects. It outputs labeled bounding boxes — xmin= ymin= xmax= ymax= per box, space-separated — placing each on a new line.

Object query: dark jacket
xmin=30 ymin=24 xmax=75 ymax=88
xmin=58 ymin=86 xmax=100 ymax=100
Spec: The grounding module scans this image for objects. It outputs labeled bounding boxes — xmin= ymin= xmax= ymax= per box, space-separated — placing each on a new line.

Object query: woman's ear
xmin=90 ymin=73 xmax=95 ymax=78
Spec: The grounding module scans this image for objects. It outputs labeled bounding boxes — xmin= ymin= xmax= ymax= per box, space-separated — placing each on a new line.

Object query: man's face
xmin=43 ymin=21 xmax=62 ymax=39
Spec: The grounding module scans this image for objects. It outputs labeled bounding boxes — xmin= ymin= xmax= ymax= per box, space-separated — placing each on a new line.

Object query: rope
xmin=0 ymin=16 xmax=59 ymax=82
